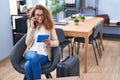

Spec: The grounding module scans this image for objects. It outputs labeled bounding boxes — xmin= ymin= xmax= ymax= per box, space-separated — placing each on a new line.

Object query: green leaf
xmin=47 ymin=0 xmax=65 ymax=15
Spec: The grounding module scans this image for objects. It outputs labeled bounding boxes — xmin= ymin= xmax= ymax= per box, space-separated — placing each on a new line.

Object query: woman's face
xmin=34 ymin=9 xmax=44 ymax=24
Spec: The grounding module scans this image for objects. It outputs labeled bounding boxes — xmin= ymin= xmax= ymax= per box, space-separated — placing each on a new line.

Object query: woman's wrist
xmin=48 ymin=41 xmax=51 ymax=45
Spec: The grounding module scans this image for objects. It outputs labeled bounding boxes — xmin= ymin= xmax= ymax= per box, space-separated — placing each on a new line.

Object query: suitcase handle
xmin=60 ymin=56 xmax=70 ymax=63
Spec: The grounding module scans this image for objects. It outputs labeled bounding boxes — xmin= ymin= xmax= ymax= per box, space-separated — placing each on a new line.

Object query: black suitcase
xmin=57 ymin=56 xmax=80 ymax=77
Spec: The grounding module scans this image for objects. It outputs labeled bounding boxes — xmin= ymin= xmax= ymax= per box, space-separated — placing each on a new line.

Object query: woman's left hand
xmin=42 ymin=39 xmax=51 ymax=45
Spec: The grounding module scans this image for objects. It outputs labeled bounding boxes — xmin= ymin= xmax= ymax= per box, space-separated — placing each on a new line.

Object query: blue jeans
xmin=24 ymin=51 xmax=48 ymax=80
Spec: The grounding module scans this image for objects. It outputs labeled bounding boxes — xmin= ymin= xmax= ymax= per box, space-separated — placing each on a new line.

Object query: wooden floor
xmin=0 ymin=37 xmax=120 ymax=80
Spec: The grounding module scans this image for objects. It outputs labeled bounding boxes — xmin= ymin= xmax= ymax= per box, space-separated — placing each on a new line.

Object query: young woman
xmin=24 ymin=5 xmax=59 ymax=80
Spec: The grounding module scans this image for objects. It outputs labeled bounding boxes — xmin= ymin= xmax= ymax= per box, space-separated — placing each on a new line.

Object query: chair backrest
xmin=55 ymin=28 xmax=65 ymax=43
xmin=92 ymin=19 xmax=104 ymax=38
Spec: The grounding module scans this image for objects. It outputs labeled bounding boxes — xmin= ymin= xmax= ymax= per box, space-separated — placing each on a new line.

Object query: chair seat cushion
xmin=74 ymin=36 xmax=94 ymax=44
xmin=20 ymin=59 xmax=26 ymax=69
xmin=59 ymin=40 xmax=71 ymax=49
xmin=20 ymin=60 xmax=52 ymax=67
xmin=41 ymin=61 xmax=52 ymax=69
xmin=20 ymin=59 xmax=52 ymax=71
xmin=65 ymin=36 xmax=74 ymax=40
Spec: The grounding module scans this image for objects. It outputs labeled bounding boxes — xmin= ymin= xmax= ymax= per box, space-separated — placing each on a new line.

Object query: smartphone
xmin=33 ymin=18 xmax=37 ymax=28
xmin=34 ymin=21 xmax=37 ymax=28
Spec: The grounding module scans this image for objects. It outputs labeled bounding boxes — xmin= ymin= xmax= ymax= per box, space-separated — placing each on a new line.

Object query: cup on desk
xmin=71 ymin=14 xmax=76 ymax=18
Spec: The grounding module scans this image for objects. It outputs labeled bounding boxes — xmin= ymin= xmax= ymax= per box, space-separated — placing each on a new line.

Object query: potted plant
xmin=73 ymin=18 xmax=80 ymax=25
xmin=47 ymin=0 xmax=65 ymax=21
xmin=79 ymin=16 xmax=85 ymax=22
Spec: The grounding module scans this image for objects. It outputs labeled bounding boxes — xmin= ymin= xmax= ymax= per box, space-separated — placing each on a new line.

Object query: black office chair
xmin=55 ymin=28 xmax=72 ymax=58
xmin=9 ymin=34 xmax=61 ymax=80
xmin=96 ymin=31 xmax=104 ymax=52
xmin=73 ymin=20 xmax=104 ymax=65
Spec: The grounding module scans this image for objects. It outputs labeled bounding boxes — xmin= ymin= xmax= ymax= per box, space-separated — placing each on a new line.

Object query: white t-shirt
xmin=29 ymin=25 xmax=48 ymax=56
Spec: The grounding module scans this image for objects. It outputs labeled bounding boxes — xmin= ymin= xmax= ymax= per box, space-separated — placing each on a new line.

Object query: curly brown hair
xmin=29 ymin=5 xmax=54 ymax=30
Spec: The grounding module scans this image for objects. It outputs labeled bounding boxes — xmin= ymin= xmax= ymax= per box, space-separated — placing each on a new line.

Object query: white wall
xmin=38 ymin=0 xmax=46 ymax=7
xmin=9 ymin=0 xmax=17 ymax=15
xmin=99 ymin=0 xmax=120 ymax=22
xmin=26 ymin=0 xmax=46 ymax=9
xmin=85 ymin=0 xmax=120 ymax=22
xmin=26 ymin=0 xmax=39 ymax=9
xmin=0 ymin=0 xmax=13 ymax=60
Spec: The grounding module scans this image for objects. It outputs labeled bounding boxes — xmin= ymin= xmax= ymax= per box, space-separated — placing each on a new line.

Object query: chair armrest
xmin=9 ymin=34 xmax=27 ymax=73
xmin=41 ymin=47 xmax=61 ymax=74
xmin=51 ymin=47 xmax=61 ymax=67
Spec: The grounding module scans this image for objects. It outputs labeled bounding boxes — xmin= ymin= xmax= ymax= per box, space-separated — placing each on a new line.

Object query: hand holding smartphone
xmin=31 ymin=17 xmax=37 ymax=29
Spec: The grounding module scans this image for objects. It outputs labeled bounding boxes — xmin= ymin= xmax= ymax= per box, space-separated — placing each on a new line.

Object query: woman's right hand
xmin=30 ymin=17 xmax=36 ymax=29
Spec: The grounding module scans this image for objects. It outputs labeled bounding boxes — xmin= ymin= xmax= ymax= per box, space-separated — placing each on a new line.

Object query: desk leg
xmin=84 ymin=36 xmax=89 ymax=73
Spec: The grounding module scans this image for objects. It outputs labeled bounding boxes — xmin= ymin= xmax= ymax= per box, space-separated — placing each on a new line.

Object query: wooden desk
xmin=55 ymin=17 xmax=104 ymax=73
xmin=42 ymin=76 xmax=80 ymax=80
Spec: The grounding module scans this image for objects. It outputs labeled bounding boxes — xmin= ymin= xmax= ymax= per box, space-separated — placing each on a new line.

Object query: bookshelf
xmin=80 ymin=0 xmax=99 ymax=16
xmin=65 ymin=0 xmax=82 ymax=17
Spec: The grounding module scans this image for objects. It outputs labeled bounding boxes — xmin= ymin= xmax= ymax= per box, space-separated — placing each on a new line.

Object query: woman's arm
xmin=49 ymin=27 xmax=59 ymax=47
xmin=25 ymin=20 xmax=35 ymax=46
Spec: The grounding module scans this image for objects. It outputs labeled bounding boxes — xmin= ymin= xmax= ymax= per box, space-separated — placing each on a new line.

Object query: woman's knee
xmin=25 ymin=51 xmax=39 ymax=60
xmin=24 ymin=61 xmax=30 ymax=70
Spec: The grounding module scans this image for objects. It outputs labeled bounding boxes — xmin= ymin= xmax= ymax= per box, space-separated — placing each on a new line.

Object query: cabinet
xmin=65 ymin=0 xmax=99 ymax=17
xmin=80 ymin=0 xmax=99 ymax=16
xmin=11 ymin=15 xmax=28 ymax=45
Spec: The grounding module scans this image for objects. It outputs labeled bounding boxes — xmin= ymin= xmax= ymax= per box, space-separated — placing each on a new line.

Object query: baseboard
xmin=0 ymin=56 xmax=9 ymax=63
xmin=103 ymin=27 xmax=120 ymax=38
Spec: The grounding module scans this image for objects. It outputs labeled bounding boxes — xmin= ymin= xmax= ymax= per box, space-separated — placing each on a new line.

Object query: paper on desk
xmin=85 ymin=16 xmax=94 ymax=19
xmin=59 ymin=18 xmax=73 ymax=23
